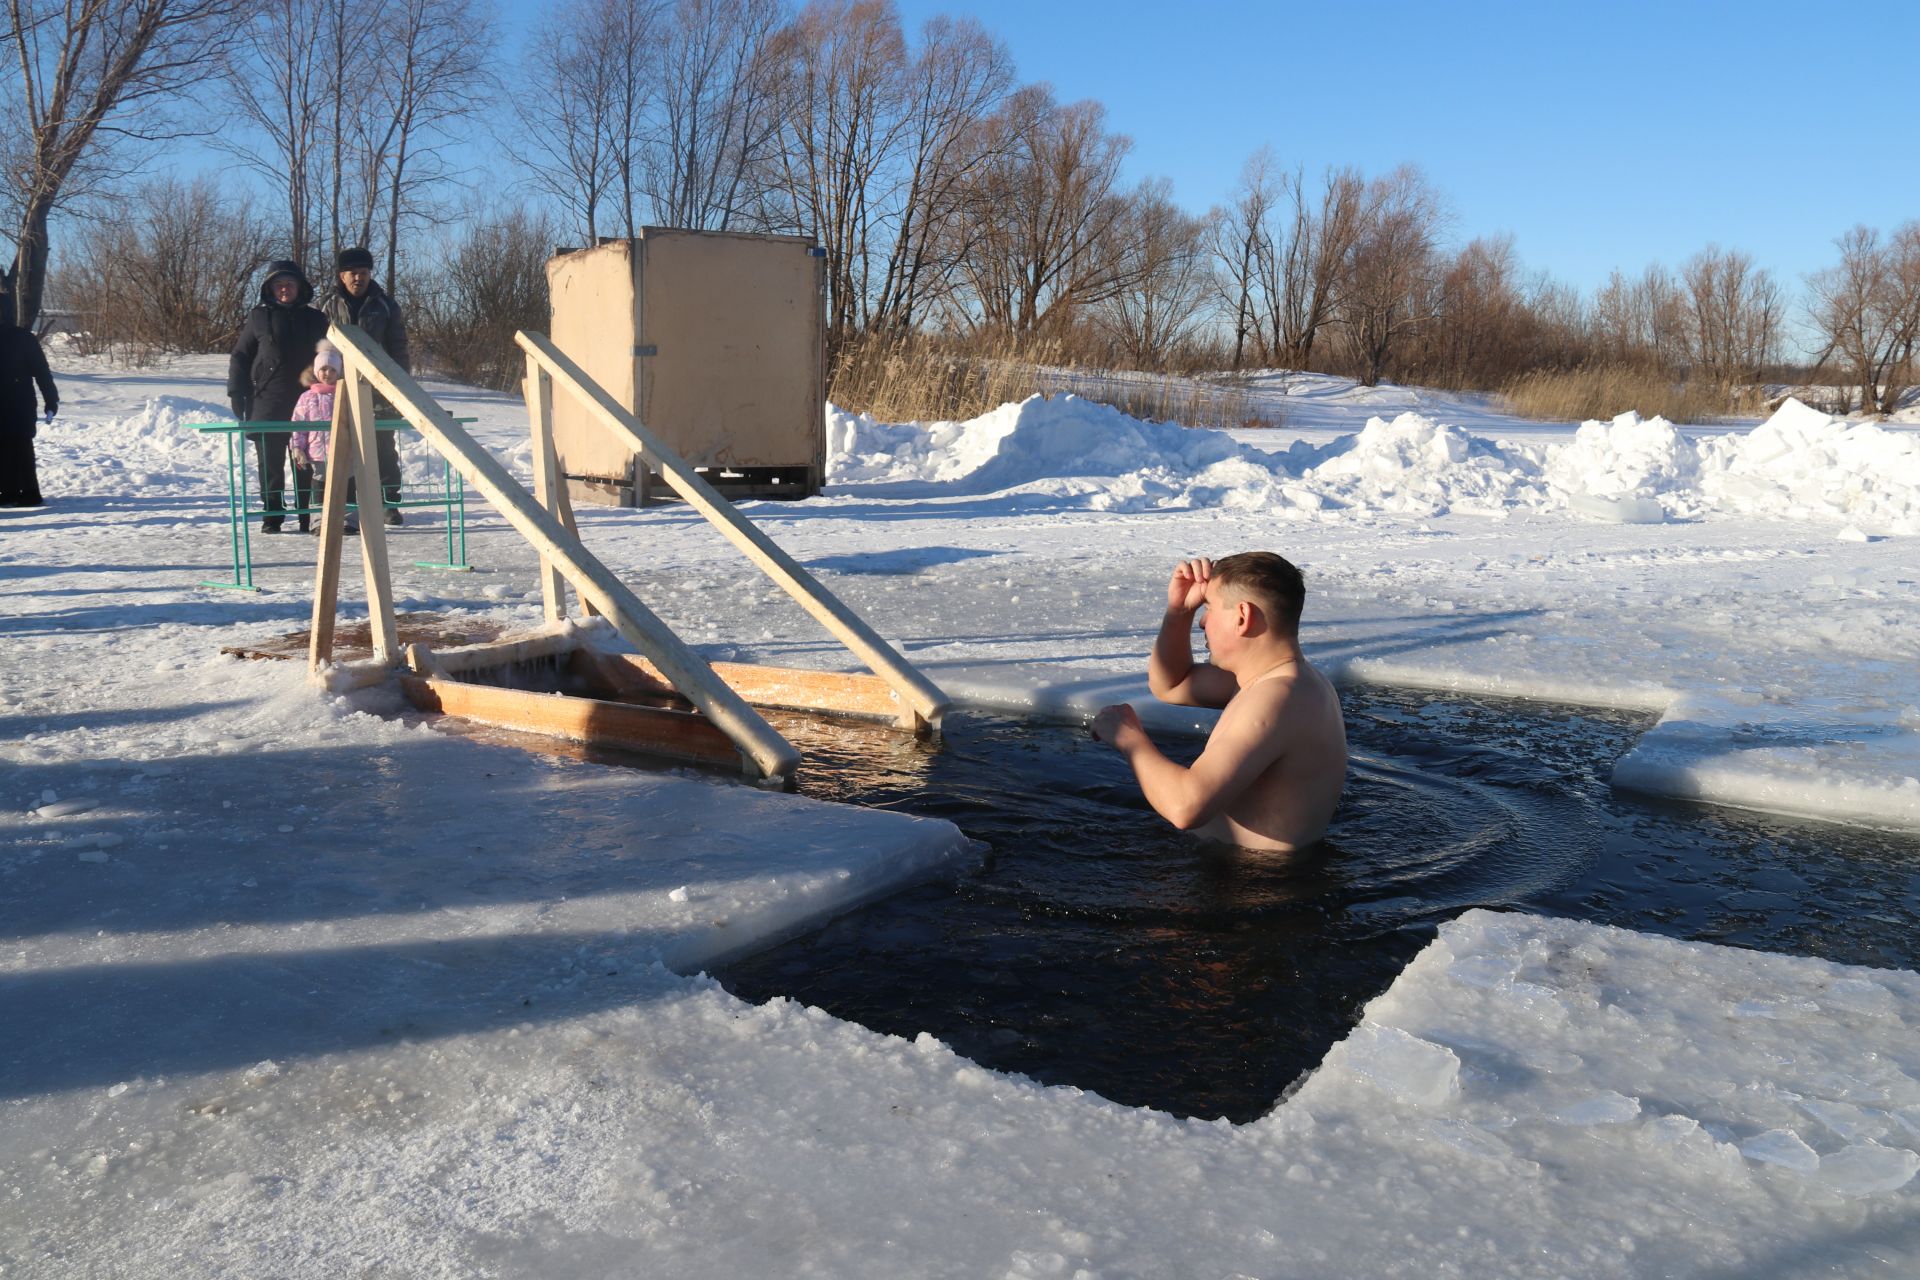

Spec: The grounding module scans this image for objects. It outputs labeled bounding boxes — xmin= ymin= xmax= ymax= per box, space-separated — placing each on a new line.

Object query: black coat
xmin=227 ymin=261 xmax=329 ymax=423
xmin=0 ymin=320 xmax=57 ymax=438
xmin=320 ymin=279 xmax=410 ymax=372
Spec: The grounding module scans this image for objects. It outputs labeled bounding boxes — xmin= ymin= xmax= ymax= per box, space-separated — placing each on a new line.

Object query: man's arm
xmin=385 ymin=296 xmax=411 ymax=373
xmin=27 ymin=333 xmax=55 ymax=415
xmin=1092 ymin=686 xmax=1291 ymax=831
xmin=1148 ymin=558 xmax=1236 ymax=708
xmin=228 ymin=314 xmax=259 ymax=419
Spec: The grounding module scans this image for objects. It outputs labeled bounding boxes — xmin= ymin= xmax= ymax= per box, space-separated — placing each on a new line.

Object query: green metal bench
xmin=186 ymin=419 xmax=474 ymax=591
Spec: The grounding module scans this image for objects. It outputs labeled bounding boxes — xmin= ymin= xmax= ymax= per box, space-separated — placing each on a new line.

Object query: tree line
xmin=6 ymin=0 xmax=1917 ymax=412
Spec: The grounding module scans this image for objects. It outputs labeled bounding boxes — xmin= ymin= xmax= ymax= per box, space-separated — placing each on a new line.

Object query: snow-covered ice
xmin=4 ymin=350 xmax=1920 ymax=1274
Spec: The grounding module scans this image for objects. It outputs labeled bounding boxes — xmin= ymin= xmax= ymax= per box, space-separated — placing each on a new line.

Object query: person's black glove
xmin=231 ymin=398 xmax=250 ymax=423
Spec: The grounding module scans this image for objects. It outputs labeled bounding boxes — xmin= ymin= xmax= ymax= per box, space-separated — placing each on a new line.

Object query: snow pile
xmin=827 ymin=393 xmax=1920 ymax=533
xmin=1302 ymin=411 xmax=1548 ymax=516
xmin=828 ymin=394 xmax=1260 ymax=496
xmin=1699 ymin=398 xmax=1920 ymax=535
xmin=827 ymin=396 xmax=1548 ymax=518
xmin=1543 ymin=410 xmax=1704 ymax=521
xmin=36 ymin=394 xmax=227 ymax=498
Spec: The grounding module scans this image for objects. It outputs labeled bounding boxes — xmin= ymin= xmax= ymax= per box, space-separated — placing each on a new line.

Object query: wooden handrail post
xmin=524 ymin=355 xmax=569 ymax=624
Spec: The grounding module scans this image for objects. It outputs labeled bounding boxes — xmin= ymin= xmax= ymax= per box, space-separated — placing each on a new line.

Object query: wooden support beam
xmin=326 ymin=323 xmax=799 ymax=782
xmin=307 ymin=383 xmax=353 ymax=675
xmin=344 ymin=361 xmax=401 ymax=665
xmin=515 ymin=329 xmax=950 ymax=735
xmin=401 ymin=676 xmax=751 ymax=774
xmin=590 ymin=651 xmax=909 ymax=723
xmin=524 ymin=356 xmax=569 ymax=624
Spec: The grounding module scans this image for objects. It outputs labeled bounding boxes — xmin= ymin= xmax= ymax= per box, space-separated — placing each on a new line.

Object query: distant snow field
xmin=3 ymin=351 xmax=1918 ymax=1276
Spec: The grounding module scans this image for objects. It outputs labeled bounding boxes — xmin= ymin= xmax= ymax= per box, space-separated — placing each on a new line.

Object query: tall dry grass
xmin=828 ymin=332 xmax=1257 ymax=430
xmin=1499 ymin=364 xmax=1766 ymax=423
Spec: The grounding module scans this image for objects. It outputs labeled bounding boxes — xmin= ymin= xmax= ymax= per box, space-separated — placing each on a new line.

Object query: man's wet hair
xmin=1211 ymin=552 xmax=1305 ymax=637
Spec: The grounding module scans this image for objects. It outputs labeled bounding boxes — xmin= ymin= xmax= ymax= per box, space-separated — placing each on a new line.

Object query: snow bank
xmin=828 ymin=395 xmax=1920 ymax=533
xmin=35 ymin=394 xmax=229 ymax=499
xmin=14 ymin=905 xmax=1917 ymax=1276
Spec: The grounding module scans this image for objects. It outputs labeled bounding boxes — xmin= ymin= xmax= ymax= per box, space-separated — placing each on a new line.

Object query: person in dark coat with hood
xmin=228 ymin=261 xmax=328 ymax=532
xmin=320 ymin=246 xmax=410 ymax=524
xmin=0 ymin=294 xmax=59 ymax=507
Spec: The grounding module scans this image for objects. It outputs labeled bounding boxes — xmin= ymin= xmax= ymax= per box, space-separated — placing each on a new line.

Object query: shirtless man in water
xmin=1091 ymin=553 xmax=1347 ymax=852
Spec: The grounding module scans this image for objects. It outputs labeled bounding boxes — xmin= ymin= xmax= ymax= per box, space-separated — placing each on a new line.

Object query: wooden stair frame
xmin=516 ymin=329 xmax=949 ymax=737
xmin=306 ymin=323 xmax=950 ymax=786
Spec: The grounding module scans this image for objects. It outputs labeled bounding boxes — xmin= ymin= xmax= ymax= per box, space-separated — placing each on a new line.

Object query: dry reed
xmin=1500 ymin=364 xmax=1765 ymax=424
xmin=828 ymin=332 xmax=1256 ymax=430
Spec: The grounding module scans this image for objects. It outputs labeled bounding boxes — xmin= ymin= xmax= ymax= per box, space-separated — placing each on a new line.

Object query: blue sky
xmin=879 ymin=0 xmax=1919 ymax=303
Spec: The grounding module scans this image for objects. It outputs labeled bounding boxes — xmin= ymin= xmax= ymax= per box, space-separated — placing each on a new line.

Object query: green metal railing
xmin=186 ymin=419 xmax=474 ymax=591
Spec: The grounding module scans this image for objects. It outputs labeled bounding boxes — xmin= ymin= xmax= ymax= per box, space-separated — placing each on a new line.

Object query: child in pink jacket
xmin=289 ymin=342 xmax=355 ymax=533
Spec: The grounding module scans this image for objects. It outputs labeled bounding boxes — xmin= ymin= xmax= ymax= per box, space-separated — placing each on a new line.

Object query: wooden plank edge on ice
xmin=399 ymin=675 xmax=777 ymax=780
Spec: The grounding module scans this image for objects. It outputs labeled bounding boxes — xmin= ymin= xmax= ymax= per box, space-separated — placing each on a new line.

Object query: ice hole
xmin=412 ymin=668 xmax=1920 ymax=1124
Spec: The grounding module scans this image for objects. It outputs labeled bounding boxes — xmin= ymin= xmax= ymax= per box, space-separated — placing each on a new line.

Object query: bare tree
xmin=1265 ymin=164 xmax=1366 ymax=370
xmin=514 ymin=0 xmax=658 ymax=245
xmin=866 ymin=13 xmax=1012 ymax=334
xmin=769 ymin=0 xmax=908 ymax=355
xmin=360 ymin=0 xmax=496 ymax=285
xmin=1095 ymin=180 xmax=1210 ymax=367
xmin=3 ymin=0 xmax=248 ymax=327
xmin=219 ymin=0 xmax=335 ymax=263
xmin=1805 ymin=223 xmax=1920 ymax=416
xmin=951 ymin=87 xmax=1134 ymax=339
xmin=1338 ymin=165 xmax=1443 ymax=387
xmin=1679 ymin=245 xmax=1782 ymax=385
xmin=410 ymin=204 xmax=557 ymax=389
xmin=643 ymin=0 xmax=786 ymax=230
xmin=59 ymin=174 xmax=272 ymax=355
xmin=1210 ymin=147 xmax=1278 ymax=369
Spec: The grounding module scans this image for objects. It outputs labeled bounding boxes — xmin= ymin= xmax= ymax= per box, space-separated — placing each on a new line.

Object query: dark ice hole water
xmin=713 ymin=690 xmax=1920 ymax=1124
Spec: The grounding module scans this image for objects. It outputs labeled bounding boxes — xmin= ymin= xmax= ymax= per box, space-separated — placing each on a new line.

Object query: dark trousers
xmin=375 ymin=425 xmax=403 ymax=506
xmin=325 ymin=427 xmax=404 ymax=510
xmin=0 ymin=431 xmax=40 ymax=505
xmin=249 ymin=431 xmax=312 ymax=527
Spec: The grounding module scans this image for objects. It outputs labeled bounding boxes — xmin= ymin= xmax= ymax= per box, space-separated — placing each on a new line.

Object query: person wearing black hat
xmin=0 ymin=294 xmax=59 ymax=507
xmin=228 ymin=262 xmax=328 ymax=532
xmin=320 ymin=246 xmax=411 ymax=525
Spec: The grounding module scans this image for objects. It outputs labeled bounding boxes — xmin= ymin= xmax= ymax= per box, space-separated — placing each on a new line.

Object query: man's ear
xmin=1235 ymin=598 xmax=1259 ymax=635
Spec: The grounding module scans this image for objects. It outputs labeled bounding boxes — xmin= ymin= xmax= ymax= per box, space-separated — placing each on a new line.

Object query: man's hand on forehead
xmin=1168 ymin=557 xmax=1213 ymax=612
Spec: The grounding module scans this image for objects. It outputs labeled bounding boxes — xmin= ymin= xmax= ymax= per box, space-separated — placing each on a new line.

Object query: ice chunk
xmin=1553 ymin=1092 xmax=1641 ymax=1126
xmin=1823 ymin=978 xmax=1895 ymax=1018
xmin=1739 ymin=1128 xmax=1819 ymax=1171
xmin=1424 ymin=1118 xmax=1525 ymax=1166
xmin=1837 ymin=524 xmax=1871 ymax=543
xmin=33 ymin=797 xmax=97 ymax=818
xmin=1567 ymin=491 xmax=1667 ymax=524
xmin=1813 ymin=1143 xmax=1920 ymax=1197
xmin=1447 ymin=952 xmax=1517 ymax=989
xmin=1339 ymin=1024 xmax=1460 ymax=1108
xmin=1734 ymin=996 xmax=1820 ymax=1019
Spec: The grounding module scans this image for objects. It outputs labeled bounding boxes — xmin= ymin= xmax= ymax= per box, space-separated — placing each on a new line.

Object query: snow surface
xmin=5 ymin=350 xmax=1920 ymax=1275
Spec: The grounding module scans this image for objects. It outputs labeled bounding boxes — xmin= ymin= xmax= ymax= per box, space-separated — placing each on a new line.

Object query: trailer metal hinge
xmin=634 ymin=344 xmax=658 ymax=357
